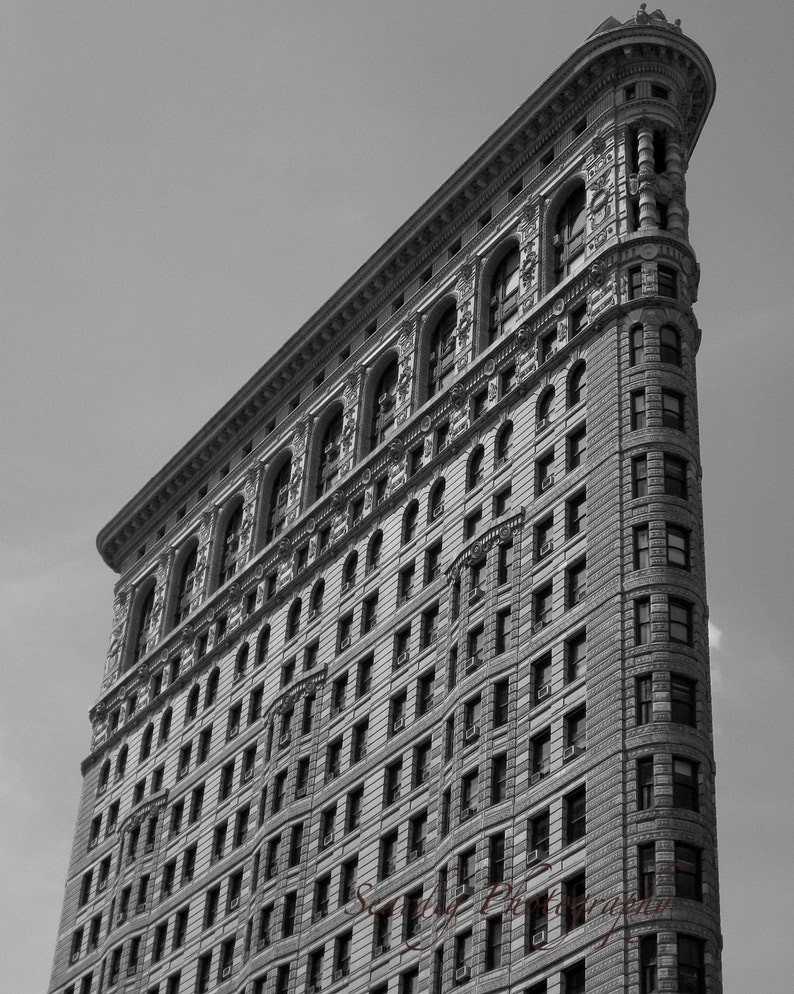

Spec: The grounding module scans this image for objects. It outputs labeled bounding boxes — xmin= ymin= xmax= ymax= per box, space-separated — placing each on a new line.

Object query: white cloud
xmin=708 ymin=620 xmax=723 ymax=650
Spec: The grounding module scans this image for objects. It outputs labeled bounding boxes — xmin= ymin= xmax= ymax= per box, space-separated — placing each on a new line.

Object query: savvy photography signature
xmin=344 ymin=861 xmax=678 ymax=952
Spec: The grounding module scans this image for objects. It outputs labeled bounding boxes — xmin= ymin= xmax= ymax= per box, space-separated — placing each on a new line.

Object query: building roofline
xmin=97 ymin=12 xmax=714 ymax=571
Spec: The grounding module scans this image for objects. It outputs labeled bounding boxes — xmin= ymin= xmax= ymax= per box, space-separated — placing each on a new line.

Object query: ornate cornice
xmin=96 ymin=19 xmax=714 ymax=573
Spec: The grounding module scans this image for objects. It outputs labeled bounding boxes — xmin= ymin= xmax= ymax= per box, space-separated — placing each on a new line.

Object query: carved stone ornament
xmin=344 ymin=367 xmax=361 ymax=399
xmin=456 ymin=303 xmax=472 ymax=340
xmin=280 ymin=695 xmax=293 ymax=712
xmin=291 ymin=418 xmax=309 ymax=446
xmin=181 ymin=624 xmax=194 ymax=643
xmin=552 ymin=298 xmax=565 ymax=316
xmin=518 ymin=203 xmax=536 ymax=228
xmin=420 ymin=415 xmax=432 ymax=433
xmin=305 ymin=517 xmax=317 ymax=534
xmin=520 ymin=251 xmax=538 ymax=289
xmin=499 ymin=524 xmax=513 ymax=543
xmin=450 ymin=383 xmax=465 ymax=408
xmin=388 ymin=438 xmax=405 ymax=463
xmin=278 ymin=538 xmax=292 ymax=561
xmin=591 ymin=135 xmax=606 ymax=156
xmin=517 ymin=329 xmax=531 ymax=351
xmin=470 ymin=542 xmax=485 ymax=562
xmin=361 ymin=468 xmax=372 ymax=484
xmin=484 ymin=359 xmax=496 ymax=376
xmin=228 ymin=582 xmax=242 ymax=604
xmin=332 ymin=490 xmax=346 ymax=512
xmin=398 ymin=319 xmax=416 ymax=354
xmin=255 ymin=565 xmax=264 ymax=580
xmin=589 ymin=260 xmax=607 ymax=286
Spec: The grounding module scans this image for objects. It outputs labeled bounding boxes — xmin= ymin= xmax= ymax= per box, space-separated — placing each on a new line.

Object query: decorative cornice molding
xmin=96 ymin=23 xmax=714 ymax=573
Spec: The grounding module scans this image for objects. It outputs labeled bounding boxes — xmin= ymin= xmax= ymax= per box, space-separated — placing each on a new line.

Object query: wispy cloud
xmin=708 ymin=620 xmax=723 ymax=650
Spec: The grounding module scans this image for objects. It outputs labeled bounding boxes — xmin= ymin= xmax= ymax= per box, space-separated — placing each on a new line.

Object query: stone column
xmin=665 ymin=129 xmax=687 ymax=236
xmin=637 ymin=121 xmax=659 ymax=229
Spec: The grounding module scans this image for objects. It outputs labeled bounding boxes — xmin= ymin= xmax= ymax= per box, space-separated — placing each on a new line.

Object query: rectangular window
xmin=485 ymin=915 xmax=503 ymax=970
xmin=495 ymin=607 xmax=512 ymax=653
xmin=637 ymin=757 xmax=654 ymax=810
xmin=489 ymin=833 xmax=506 ymax=885
xmin=362 ymin=592 xmax=379 ymax=634
xmin=532 ymin=652 xmax=552 ymax=705
xmin=384 ymin=759 xmax=402 ymax=807
xmin=413 ymin=739 xmax=432 ymax=788
xmin=464 ymin=509 xmax=482 ymax=540
xmin=398 ymin=563 xmax=415 ymax=604
xmin=640 ymin=935 xmax=658 ymax=994
xmin=658 ymin=265 xmax=677 ymax=299
xmin=634 ymin=524 xmax=650 ymax=569
xmin=497 ymin=541 xmax=513 ymax=586
xmin=421 ymin=603 xmax=439 ymax=647
xmin=662 ymin=389 xmax=684 ymax=430
xmin=534 ymin=583 xmax=553 ymax=629
xmin=536 ymin=515 xmax=554 ymax=559
xmin=425 ymin=541 xmax=443 ymax=582
xmin=493 ymin=679 xmax=509 ymax=727
xmin=671 ymin=674 xmax=697 ymax=726
xmin=531 ymin=729 xmax=551 ymax=780
xmin=529 ymin=810 xmax=550 ymax=858
xmin=564 ymin=872 xmax=587 ymax=932
xmin=567 ymin=490 xmax=586 ymax=537
xmin=408 ymin=811 xmax=428 ymax=858
xmin=566 ymin=629 xmax=587 ymax=682
xmin=667 ymin=523 xmax=690 ymax=568
xmin=490 ymin=753 xmax=508 ymax=804
xmin=664 ymin=455 xmax=688 ymax=499
xmin=494 ymin=486 xmax=512 ymax=517
xmin=628 ymin=265 xmax=643 ymax=300
xmin=288 ymin=824 xmax=304 ymax=866
xmin=635 ymin=597 xmax=651 ymax=645
xmin=673 ymin=757 xmax=699 ymax=811
xmin=567 ymin=559 xmax=586 ymax=606
xmin=346 ymin=787 xmax=364 ymax=833
xmin=565 ymin=706 xmax=587 ymax=754
xmin=460 ymin=768 xmax=479 ymax=817
xmin=351 ymin=718 xmax=368 ymax=763
xmin=535 ymin=450 xmax=555 ymax=495
xmin=564 ymin=785 xmax=586 ymax=844
xmin=631 ymin=389 xmax=647 ymax=430
xmin=416 ymin=668 xmax=435 ymax=717
xmin=677 ymin=935 xmax=705 ymax=994
xmin=636 ymin=674 xmax=653 ymax=725
xmin=638 ymin=842 xmax=656 ymax=900
xmin=390 ymin=691 xmax=407 ymax=735
xmin=630 ymin=324 xmax=645 ymax=365
xmin=660 ymin=325 xmax=682 ymax=365
xmin=675 ymin=843 xmax=702 ymax=900
xmin=632 ymin=455 xmax=648 ymax=497
xmin=668 ymin=597 xmax=693 ymax=644
xmin=325 ymin=740 xmax=342 ymax=781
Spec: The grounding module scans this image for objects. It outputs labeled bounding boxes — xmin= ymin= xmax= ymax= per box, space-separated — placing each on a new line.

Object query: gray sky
xmin=1 ymin=2 xmax=792 ymax=991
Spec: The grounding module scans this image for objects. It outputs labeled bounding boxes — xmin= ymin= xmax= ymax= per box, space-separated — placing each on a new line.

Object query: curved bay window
xmin=343 ymin=552 xmax=358 ymax=590
xmin=218 ymin=503 xmax=243 ymax=587
xmin=467 ymin=446 xmax=485 ymax=490
xmin=265 ymin=457 xmax=292 ymax=543
xmin=537 ymin=388 xmax=555 ymax=430
xmin=429 ymin=479 xmax=446 ymax=522
xmin=369 ymin=360 xmax=399 ymax=452
xmin=367 ymin=531 xmax=383 ymax=573
xmin=172 ymin=544 xmax=198 ymax=628
xmin=553 ymin=185 xmax=586 ymax=284
xmin=488 ymin=246 xmax=520 ymax=345
xmin=315 ymin=410 xmax=344 ymax=499
xmin=427 ymin=307 xmax=457 ymax=397
xmin=132 ymin=584 xmax=156 ymax=666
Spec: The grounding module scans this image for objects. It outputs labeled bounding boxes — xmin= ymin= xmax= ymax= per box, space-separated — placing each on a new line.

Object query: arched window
xmin=427 ymin=306 xmax=457 ymax=397
xmin=255 ymin=626 xmax=270 ymax=666
xmin=172 ymin=543 xmax=198 ymax=628
xmin=185 ymin=685 xmax=200 ymax=724
xmin=369 ymin=360 xmax=399 ymax=452
xmin=429 ymin=479 xmax=446 ymax=522
xmin=367 ymin=531 xmax=383 ymax=572
xmin=218 ymin=502 xmax=243 ymax=587
xmin=265 ymin=456 xmax=292 ymax=544
xmin=158 ymin=708 xmax=172 ymax=745
xmin=115 ymin=745 xmax=128 ymax=781
xmin=402 ymin=501 xmax=419 ymax=544
xmin=204 ymin=667 xmax=220 ymax=710
xmin=97 ymin=760 xmax=110 ymax=795
xmin=132 ymin=584 xmax=156 ymax=666
xmin=139 ymin=723 xmax=154 ymax=762
xmin=234 ymin=644 xmax=249 ymax=680
xmin=286 ymin=599 xmax=302 ymax=641
xmin=310 ymin=580 xmax=325 ymax=618
xmin=315 ymin=410 xmax=344 ymax=499
xmin=467 ymin=446 xmax=485 ymax=490
xmin=537 ymin=388 xmax=555 ymax=430
xmin=343 ymin=552 xmax=358 ymax=590
xmin=496 ymin=422 xmax=514 ymax=466
xmin=660 ymin=326 xmax=682 ymax=366
xmin=568 ymin=362 xmax=587 ymax=407
xmin=553 ymin=185 xmax=586 ymax=284
xmin=488 ymin=246 xmax=520 ymax=345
